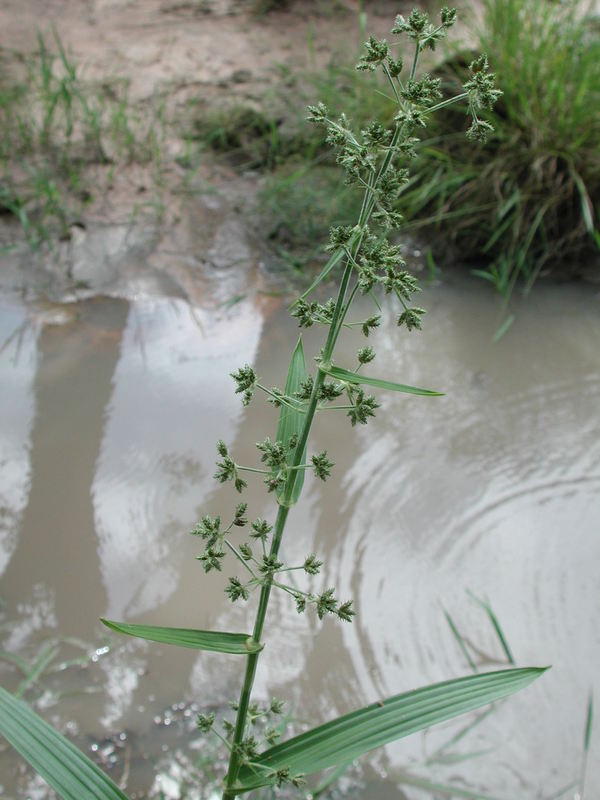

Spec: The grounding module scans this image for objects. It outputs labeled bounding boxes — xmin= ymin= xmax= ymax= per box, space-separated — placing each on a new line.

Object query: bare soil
xmin=0 ymin=1 xmax=406 ymax=299
xmin=0 ymin=0 xmax=397 ymax=106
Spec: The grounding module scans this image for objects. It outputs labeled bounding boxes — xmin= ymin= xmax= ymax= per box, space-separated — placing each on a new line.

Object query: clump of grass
xmin=188 ymin=104 xmax=318 ymax=171
xmin=258 ymin=59 xmax=397 ymax=270
xmin=0 ymin=31 xmax=166 ymax=246
xmin=399 ymin=0 xmax=600 ymax=295
xmin=186 ymin=59 xmax=394 ymax=271
xmin=261 ymin=164 xmax=362 ymax=271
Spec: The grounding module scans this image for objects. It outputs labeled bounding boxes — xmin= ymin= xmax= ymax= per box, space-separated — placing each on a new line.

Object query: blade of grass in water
xmin=468 ymin=591 xmax=515 ymax=665
xmin=444 ymin=607 xmax=478 ymax=673
xmin=580 ymin=692 xmax=593 ymax=798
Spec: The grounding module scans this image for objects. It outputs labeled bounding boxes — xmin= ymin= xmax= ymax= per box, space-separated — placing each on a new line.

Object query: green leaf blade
xmin=323 ymin=365 xmax=443 ymax=397
xmin=100 ymin=620 xmax=261 ymax=654
xmin=0 ymin=686 xmax=130 ymax=800
xmin=237 ymin=668 xmax=547 ymax=791
xmin=276 ymin=336 xmax=307 ymax=505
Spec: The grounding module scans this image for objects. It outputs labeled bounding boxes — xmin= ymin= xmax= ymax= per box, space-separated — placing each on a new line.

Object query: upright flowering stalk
xmin=99 ymin=8 xmax=544 ymax=799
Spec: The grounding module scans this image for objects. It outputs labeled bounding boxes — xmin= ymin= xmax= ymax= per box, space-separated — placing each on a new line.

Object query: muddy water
xmin=0 ymin=276 xmax=599 ymax=799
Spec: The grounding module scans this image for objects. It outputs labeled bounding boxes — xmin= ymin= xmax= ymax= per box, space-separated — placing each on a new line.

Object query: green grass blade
xmin=323 ymin=365 xmax=443 ymax=397
xmin=443 ymin=609 xmax=478 ymax=673
xmin=571 ymin=169 xmax=596 ymax=236
xmin=580 ymin=691 xmax=593 ymax=798
xmin=426 ymin=706 xmax=495 ymax=765
xmin=15 ymin=643 xmax=59 ymax=698
xmin=100 ymin=620 xmax=261 ymax=654
xmin=0 ymin=650 xmax=30 ymax=674
xmin=0 ymin=686 xmax=130 ymax=799
xmin=236 ymin=667 xmax=547 ymax=791
xmin=584 ymin=692 xmax=593 ymax=751
xmin=492 ymin=314 xmax=515 ymax=344
xmin=276 ymin=336 xmax=307 ymax=505
xmin=467 ymin=592 xmax=515 ymax=665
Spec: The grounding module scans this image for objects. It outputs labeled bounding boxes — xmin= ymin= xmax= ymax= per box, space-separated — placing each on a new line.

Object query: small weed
xmin=192 ymin=0 xmax=600 ymax=295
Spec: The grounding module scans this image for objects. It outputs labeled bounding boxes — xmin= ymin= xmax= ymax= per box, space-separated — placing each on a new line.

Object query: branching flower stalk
xmin=209 ymin=10 xmax=502 ymax=796
xmin=93 ymin=7 xmax=542 ymax=799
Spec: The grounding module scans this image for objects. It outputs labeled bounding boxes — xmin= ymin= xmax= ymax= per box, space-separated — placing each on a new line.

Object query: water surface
xmin=0 ymin=276 xmax=598 ymax=799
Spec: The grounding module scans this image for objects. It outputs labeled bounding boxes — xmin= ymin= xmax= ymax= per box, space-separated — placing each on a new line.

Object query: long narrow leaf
xmin=276 ymin=337 xmax=307 ymax=505
xmin=322 ymin=365 xmax=443 ymax=397
xmin=584 ymin=692 xmax=594 ymax=751
xmin=0 ymin=686 xmax=130 ymax=800
xmin=580 ymin=692 xmax=594 ymax=798
xmin=100 ymin=620 xmax=261 ymax=654
xmin=236 ymin=668 xmax=547 ymax=791
xmin=426 ymin=706 xmax=495 ymax=765
xmin=15 ymin=643 xmax=59 ymax=698
xmin=467 ymin=592 xmax=515 ymax=665
xmin=443 ymin=609 xmax=478 ymax=673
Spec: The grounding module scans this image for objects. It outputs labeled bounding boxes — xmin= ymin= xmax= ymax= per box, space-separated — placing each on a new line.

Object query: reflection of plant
xmin=0 ymin=635 xmax=93 ymax=702
xmin=0 ymin=7 xmax=545 ymax=800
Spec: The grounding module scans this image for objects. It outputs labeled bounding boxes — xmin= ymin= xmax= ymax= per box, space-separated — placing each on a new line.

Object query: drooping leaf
xmin=236 ymin=667 xmax=547 ymax=791
xmin=322 ymin=365 xmax=443 ymax=396
xmin=276 ymin=336 xmax=307 ymax=505
xmin=0 ymin=686 xmax=130 ymax=800
xmin=100 ymin=620 xmax=261 ymax=654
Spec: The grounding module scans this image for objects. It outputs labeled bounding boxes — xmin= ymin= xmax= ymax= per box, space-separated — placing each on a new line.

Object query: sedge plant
xmin=0 ymin=8 xmax=547 ymax=799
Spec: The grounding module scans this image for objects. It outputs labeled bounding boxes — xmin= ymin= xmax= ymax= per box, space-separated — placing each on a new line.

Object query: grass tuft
xmin=0 ymin=31 xmax=166 ymax=246
xmin=399 ymin=0 xmax=600 ymax=295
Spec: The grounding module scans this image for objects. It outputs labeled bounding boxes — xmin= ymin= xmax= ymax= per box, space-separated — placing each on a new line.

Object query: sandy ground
xmin=0 ymin=1 xmax=412 ymax=300
xmin=0 ymin=0 xmax=399 ymax=105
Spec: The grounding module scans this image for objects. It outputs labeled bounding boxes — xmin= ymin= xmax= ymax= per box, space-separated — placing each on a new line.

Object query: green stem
xmin=410 ymin=38 xmax=420 ymax=81
xmin=256 ymin=384 xmax=306 ymax=413
xmin=222 ymin=84 xmax=406 ymax=796
xmin=223 ymin=540 xmax=258 ymax=579
xmin=222 ymin=261 xmax=355 ymax=797
xmin=222 ymin=503 xmax=289 ymax=798
xmin=237 ymin=465 xmax=270 ymax=475
xmin=427 ymin=91 xmax=468 ymax=115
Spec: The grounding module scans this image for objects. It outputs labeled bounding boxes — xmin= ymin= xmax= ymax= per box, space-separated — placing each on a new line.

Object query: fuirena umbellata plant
xmin=0 ymin=8 xmax=547 ymax=800
xmin=106 ymin=9 xmax=542 ymax=798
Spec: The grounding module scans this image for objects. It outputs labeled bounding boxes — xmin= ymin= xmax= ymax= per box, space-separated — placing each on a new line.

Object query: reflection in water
xmin=0 ymin=301 xmax=39 ymax=577
xmin=0 ymin=279 xmax=599 ymax=798
xmin=92 ymin=297 xmax=263 ymax=621
xmin=1 ymin=299 xmax=128 ymax=647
